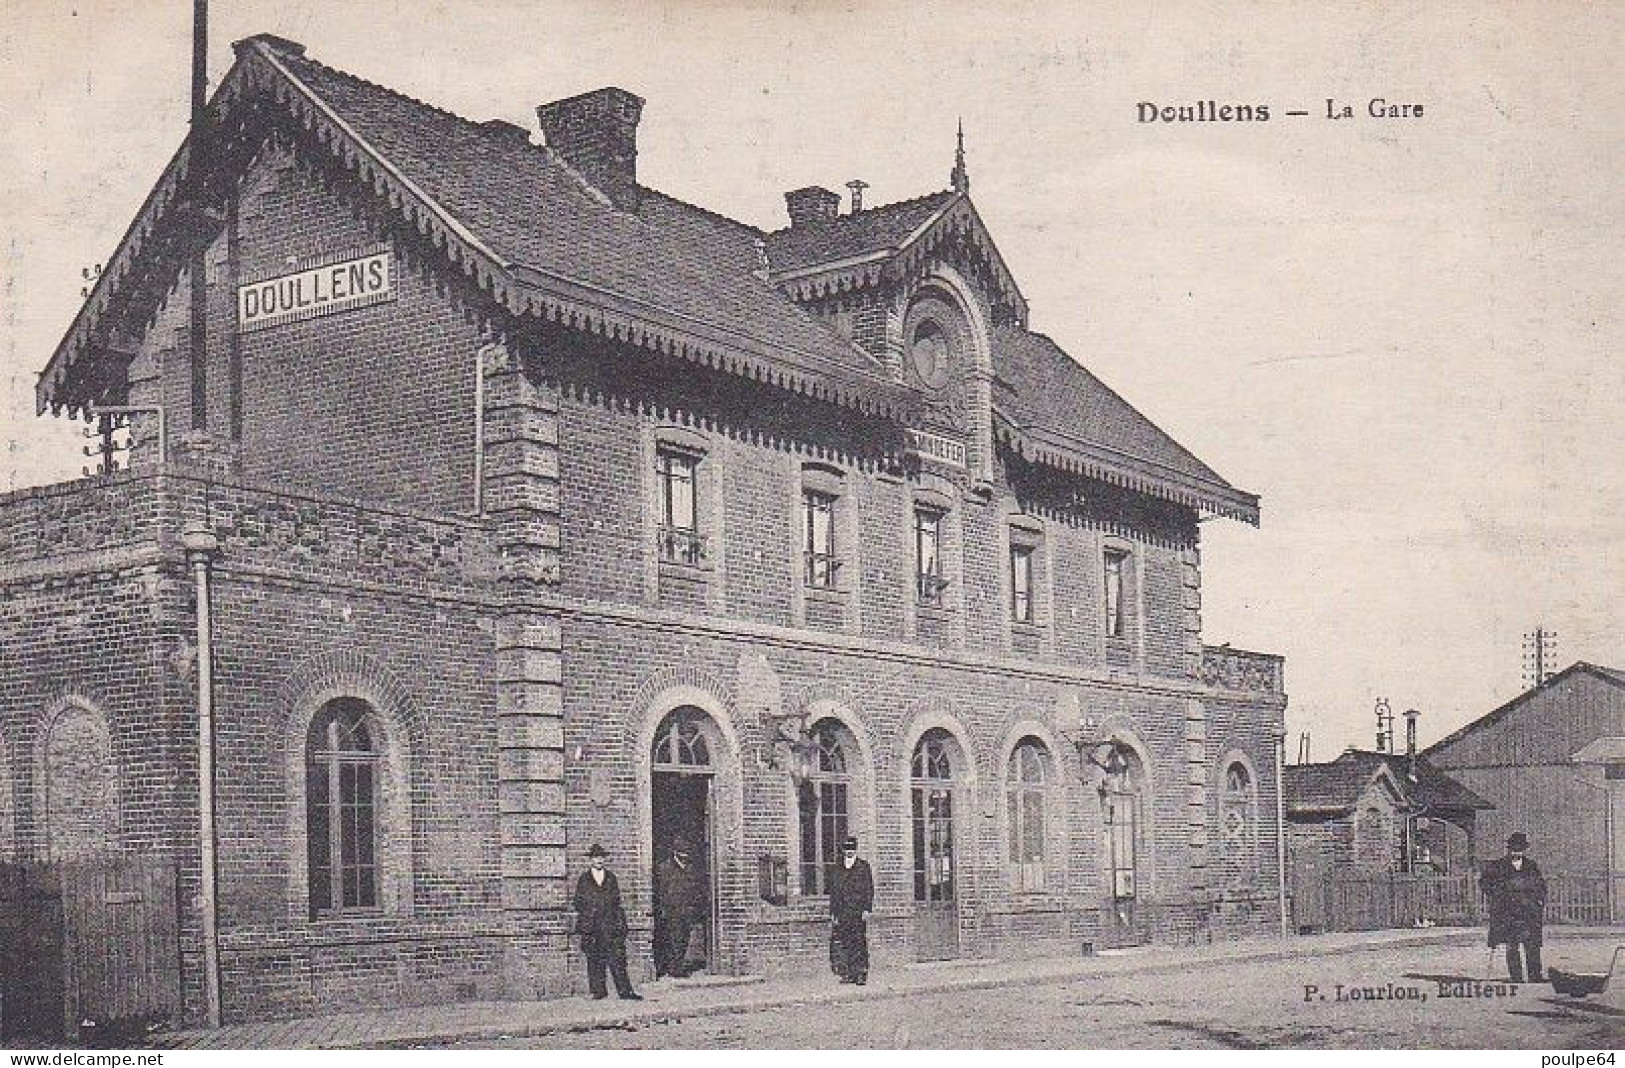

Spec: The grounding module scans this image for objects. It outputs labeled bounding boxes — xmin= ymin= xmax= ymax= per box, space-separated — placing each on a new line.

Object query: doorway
xmin=650 ymin=709 xmax=719 ymax=977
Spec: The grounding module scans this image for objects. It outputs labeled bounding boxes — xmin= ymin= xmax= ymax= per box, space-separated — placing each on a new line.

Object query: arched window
xmin=1008 ymin=738 xmax=1050 ymax=892
xmin=1222 ymin=763 xmax=1253 ymax=848
xmin=1221 ymin=761 xmax=1257 ymax=884
xmin=797 ymin=720 xmax=850 ymax=894
xmin=652 ymin=710 xmax=711 ymax=768
xmin=307 ymin=698 xmax=382 ymax=916
xmin=911 ymin=730 xmax=957 ymax=903
xmin=1101 ymin=743 xmax=1145 ymax=901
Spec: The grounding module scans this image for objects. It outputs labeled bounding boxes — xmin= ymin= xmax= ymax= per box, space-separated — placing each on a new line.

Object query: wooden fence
xmin=1302 ymin=871 xmax=1615 ymax=932
xmin=0 ymin=856 xmax=181 ymax=1042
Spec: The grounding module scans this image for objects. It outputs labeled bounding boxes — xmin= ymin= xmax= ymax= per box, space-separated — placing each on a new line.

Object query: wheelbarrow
xmin=1548 ymin=946 xmax=1625 ymax=999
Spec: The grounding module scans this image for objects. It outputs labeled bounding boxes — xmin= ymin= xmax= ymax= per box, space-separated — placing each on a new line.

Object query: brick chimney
xmin=784 ymin=186 xmax=841 ymax=227
xmin=536 ymin=87 xmax=644 ymax=208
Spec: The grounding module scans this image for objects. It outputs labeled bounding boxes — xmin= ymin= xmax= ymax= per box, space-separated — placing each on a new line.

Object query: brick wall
xmin=134 ymin=142 xmax=483 ymax=516
xmin=0 ymin=471 xmax=509 ymax=1024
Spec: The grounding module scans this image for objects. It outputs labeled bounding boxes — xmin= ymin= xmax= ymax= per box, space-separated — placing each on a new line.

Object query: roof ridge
xmin=273 ymin=45 xmax=536 ymax=149
xmin=764 ymin=187 xmax=956 ymax=237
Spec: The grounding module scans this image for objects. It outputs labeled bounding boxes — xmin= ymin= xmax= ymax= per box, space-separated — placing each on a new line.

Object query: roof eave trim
xmin=508 ymin=268 xmax=914 ymax=419
xmin=995 ymin=410 xmax=1261 ymax=525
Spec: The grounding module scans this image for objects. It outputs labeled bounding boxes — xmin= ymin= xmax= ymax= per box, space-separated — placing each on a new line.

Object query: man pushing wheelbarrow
xmin=1481 ymin=832 xmax=1547 ymax=983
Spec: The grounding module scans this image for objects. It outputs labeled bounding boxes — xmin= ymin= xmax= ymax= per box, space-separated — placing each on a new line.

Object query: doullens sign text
xmin=237 ymin=246 xmax=396 ymax=332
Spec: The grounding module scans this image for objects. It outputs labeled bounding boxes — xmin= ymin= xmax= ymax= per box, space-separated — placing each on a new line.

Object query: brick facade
xmin=4 ymin=37 xmax=1286 ymax=1026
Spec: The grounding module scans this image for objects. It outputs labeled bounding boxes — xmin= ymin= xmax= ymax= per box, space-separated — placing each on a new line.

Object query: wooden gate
xmin=0 ymin=857 xmax=181 ymax=1041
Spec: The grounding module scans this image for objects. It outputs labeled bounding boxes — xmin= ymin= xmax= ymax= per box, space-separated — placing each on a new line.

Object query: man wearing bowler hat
xmin=573 ymin=844 xmax=641 ymax=1000
xmin=827 ymin=834 xmax=875 ymax=984
xmin=1482 ymin=831 xmax=1547 ymax=982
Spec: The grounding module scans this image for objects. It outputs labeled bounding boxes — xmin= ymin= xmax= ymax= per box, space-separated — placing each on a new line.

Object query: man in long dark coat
xmin=828 ymin=835 xmax=875 ymax=984
xmin=655 ymin=836 xmax=706 ymax=977
xmin=1482 ymin=832 xmax=1547 ymax=982
xmin=573 ymin=843 xmax=641 ymax=1000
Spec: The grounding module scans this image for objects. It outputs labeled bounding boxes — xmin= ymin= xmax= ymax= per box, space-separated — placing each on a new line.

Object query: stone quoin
xmin=1 ymin=33 xmax=1286 ymax=1027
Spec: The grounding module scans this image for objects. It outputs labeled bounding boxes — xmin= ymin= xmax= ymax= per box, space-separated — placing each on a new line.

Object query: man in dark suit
xmin=1482 ymin=832 xmax=1547 ymax=983
xmin=573 ymin=843 xmax=641 ymax=1000
xmin=655 ymin=836 xmax=707 ymax=977
xmin=828 ymin=835 xmax=875 ymax=985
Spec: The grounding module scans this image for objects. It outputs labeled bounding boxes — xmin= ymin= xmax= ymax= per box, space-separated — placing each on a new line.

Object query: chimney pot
xmin=536 ymin=87 xmax=645 ymax=208
xmin=846 ymin=179 xmax=869 ymax=214
xmin=784 ymin=186 xmax=842 ymax=227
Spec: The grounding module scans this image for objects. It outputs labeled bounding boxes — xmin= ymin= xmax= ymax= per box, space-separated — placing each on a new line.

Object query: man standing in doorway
xmin=573 ymin=844 xmax=641 ymax=1000
xmin=828 ymin=835 xmax=874 ymax=984
xmin=656 ymin=836 xmax=706 ymax=977
xmin=1482 ymin=832 xmax=1548 ymax=983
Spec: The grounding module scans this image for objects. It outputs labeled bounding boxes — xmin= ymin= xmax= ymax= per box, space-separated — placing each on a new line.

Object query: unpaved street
xmin=445 ymin=936 xmax=1624 ymax=1049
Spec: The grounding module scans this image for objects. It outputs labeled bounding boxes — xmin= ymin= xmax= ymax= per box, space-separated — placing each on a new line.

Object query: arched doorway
xmin=650 ymin=707 xmax=721 ymax=977
xmin=910 ymin=728 xmax=962 ymax=960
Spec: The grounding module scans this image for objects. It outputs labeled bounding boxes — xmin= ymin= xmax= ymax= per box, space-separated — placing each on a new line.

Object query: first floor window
xmin=1010 ymin=543 xmax=1034 ymax=623
xmin=307 ymin=698 xmax=381 ymax=916
xmin=1103 ymin=548 xmax=1128 ymax=638
xmin=657 ymin=448 xmax=703 ymax=564
xmin=915 ymin=508 xmax=946 ymax=606
xmin=803 ymin=490 xmax=838 ymax=588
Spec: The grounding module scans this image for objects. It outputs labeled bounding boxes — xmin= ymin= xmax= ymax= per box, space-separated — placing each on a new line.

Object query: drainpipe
xmin=1273 ymin=722 xmax=1289 ymax=937
xmin=183 ymin=523 xmax=221 ymax=1028
xmin=473 ymin=343 xmax=490 ymax=516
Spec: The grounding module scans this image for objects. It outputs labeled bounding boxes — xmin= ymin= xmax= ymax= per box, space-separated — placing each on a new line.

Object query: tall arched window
xmin=307 ymin=698 xmax=382 ymax=916
xmin=1008 ymin=739 xmax=1050 ymax=892
xmin=1101 ymin=743 xmax=1145 ymax=901
xmin=911 ymin=730 xmax=956 ymax=903
xmin=797 ymin=721 xmax=850 ymax=894
xmin=1221 ymin=761 xmax=1257 ymax=883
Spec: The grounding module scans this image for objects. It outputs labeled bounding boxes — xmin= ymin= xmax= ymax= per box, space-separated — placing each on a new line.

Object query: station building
xmin=0 ymin=34 xmax=1287 ymax=1025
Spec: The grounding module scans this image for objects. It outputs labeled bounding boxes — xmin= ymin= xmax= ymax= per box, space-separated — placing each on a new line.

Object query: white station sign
xmin=237 ymin=246 xmax=396 ymax=332
xmin=906 ymin=428 xmax=967 ymax=469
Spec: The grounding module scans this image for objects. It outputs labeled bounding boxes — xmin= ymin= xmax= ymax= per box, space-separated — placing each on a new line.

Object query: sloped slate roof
xmin=765 ymin=191 xmax=956 ymax=273
xmin=993 ymin=327 xmax=1258 ymax=523
xmin=1284 ymin=761 xmax=1382 ymax=815
xmin=272 ymin=48 xmax=890 ymax=385
xmin=39 ymin=35 xmax=1259 ymax=523
xmin=1285 ymin=750 xmax=1491 ymax=817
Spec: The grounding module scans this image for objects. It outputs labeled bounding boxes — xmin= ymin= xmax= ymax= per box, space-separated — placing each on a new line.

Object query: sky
xmin=1 ymin=0 xmax=1620 ymax=756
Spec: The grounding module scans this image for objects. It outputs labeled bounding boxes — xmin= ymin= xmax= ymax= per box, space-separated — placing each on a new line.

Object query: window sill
xmin=1010 ymin=620 xmax=1044 ymax=634
xmin=803 ymin=584 xmax=849 ymax=601
xmin=658 ymin=558 xmax=714 ymax=578
xmin=916 ymin=601 xmax=949 ymax=615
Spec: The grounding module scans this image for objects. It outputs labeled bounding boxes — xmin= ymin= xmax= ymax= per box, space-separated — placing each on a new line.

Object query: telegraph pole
xmin=1521 ymin=625 xmax=1559 ymax=689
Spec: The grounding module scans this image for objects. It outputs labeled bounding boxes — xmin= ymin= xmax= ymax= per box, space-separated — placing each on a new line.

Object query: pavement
xmin=149 ymin=925 xmax=1625 ymax=1050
